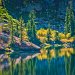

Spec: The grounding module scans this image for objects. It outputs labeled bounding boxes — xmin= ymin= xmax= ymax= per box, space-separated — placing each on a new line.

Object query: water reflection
xmin=37 ymin=48 xmax=75 ymax=60
xmin=0 ymin=47 xmax=75 ymax=75
xmin=0 ymin=50 xmax=40 ymax=75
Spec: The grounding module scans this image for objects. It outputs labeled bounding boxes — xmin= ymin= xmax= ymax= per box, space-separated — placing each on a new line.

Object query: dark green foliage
xmin=64 ymin=7 xmax=71 ymax=34
xmin=55 ymin=31 xmax=59 ymax=40
xmin=27 ymin=10 xmax=41 ymax=45
xmin=47 ymin=22 xmax=51 ymax=42
xmin=64 ymin=0 xmax=75 ymax=36
xmin=27 ymin=10 xmax=36 ymax=41
xmin=11 ymin=18 xmax=14 ymax=44
xmin=19 ymin=17 xmax=25 ymax=43
xmin=7 ymin=16 xmax=15 ymax=44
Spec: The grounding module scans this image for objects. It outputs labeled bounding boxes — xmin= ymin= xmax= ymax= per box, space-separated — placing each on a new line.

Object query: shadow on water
xmin=0 ymin=47 xmax=75 ymax=75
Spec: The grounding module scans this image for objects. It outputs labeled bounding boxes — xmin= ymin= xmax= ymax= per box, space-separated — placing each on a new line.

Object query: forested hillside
xmin=4 ymin=0 xmax=75 ymax=26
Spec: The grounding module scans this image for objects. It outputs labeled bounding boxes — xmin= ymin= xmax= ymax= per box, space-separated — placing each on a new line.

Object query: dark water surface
xmin=0 ymin=47 xmax=75 ymax=75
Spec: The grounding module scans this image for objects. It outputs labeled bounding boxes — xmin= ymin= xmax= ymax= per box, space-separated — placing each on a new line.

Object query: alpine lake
xmin=0 ymin=43 xmax=75 ymax=75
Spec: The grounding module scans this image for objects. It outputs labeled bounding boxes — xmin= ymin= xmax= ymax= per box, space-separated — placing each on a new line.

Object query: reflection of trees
xmin=0 ymin=48 xmax=75 ymax=75
xmin=11 ymin=59 xmax=14 ymax=75
xmin=37 ymin=47 xmax=75 ymax=75
xmin=37 ymin=47 xmax=74 ymax=60
xmin=64 ymin=56 xmax=71 ymax=75
xmin=8 ymin=54 xmax=37 ymax=75
xmin=23 ymin=58 xmax=36 ymax=75
xmin=20 ymin=59 xmax=23 ymax=75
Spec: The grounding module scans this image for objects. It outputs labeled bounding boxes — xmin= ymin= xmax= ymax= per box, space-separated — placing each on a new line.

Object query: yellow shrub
xmin=39 ymin=37 xmax=47 ymax=43
xmin=59 ymin=33 xmax=65 ymax=39
xmin=51 ymin=33 xmax=55 ymax=38
xmin=37 ymin=29 xmax=47 ymax=37
xmin=59 ymin=33 xmax=71 ymax=39
xmin=66 ymin=33 xmax=71 ymax=38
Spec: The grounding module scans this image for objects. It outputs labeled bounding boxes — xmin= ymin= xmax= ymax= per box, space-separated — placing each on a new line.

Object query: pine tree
xmin=10 ymin=17 xmax=14 ymax=44
xmin=15 ymin=21 xmax=19 ymax=37
xmin=27 ymin=10 xmax=36 ymax=41
xmin=64 ymin=7 xmax=71 ymax=34
xmin=8 ymin=16 xmax=14 ymax=44
xmin=27 ymin=20 xmax=31 ymax=38
xmin=55 ymin=31 xmax=59 ymax=40
xmin=19 ymin=17 xmax=25 ymax=43
xmin=47 ymin=22 xmax=51 ymax=42
xmin=64 ymin=0 xmax=75 ymax=36
xmin=69 ymin=0 xmax=75 ymax=36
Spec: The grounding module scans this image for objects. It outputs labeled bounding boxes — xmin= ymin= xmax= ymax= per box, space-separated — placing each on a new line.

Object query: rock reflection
xmin=0 ymin=47 xmax=75 ymax=75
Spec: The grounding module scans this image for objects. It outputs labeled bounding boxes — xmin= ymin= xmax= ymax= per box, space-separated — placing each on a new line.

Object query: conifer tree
xmin=19 ymin=17 xmax=25 ymax=43
xmin=69 ymin=0 xmax=75 ymax=36
xmin=8 ymin=16 xmax=15 ymax=44
xmin=47 ymin=22 xmax=51 ymax=42
xmin=64 ymin=0 xmax=75 ymax=36
xmin=27 ymin=10 xmax=36 ymax=41
xmin=9 ymin=17 xmax=14 ymax=44
xmin=64 ymin=7 xmax=71 ymax=34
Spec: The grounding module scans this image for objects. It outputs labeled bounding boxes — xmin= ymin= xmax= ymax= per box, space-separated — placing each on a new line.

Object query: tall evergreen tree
xmin=64 ymin=7 xmax=71 ymax=34
xmin=19 ymin=17 xmax=25 ymax=43
xmin=47 ymin=22 xmax=51 ymax=42
xmin=64 ymin=0 xmax=75 ymax=36
xmin=27 ymin=10 xmax=36 ymax=41
xmin=10 ymin=17 xmax=14 ymax=44
xmin=14 ymin=20 xmax=20 ymax=37
xmin=11 ymin=19 xmax=14 ymax=43
xmin=7 ymin=16 xmax=14 ymax=44
xmin=69 ymin=0 xmax=75 ymax=36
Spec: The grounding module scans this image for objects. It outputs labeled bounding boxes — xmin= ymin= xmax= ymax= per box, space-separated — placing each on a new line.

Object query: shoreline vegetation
xmin=0 ymin=0 xmax=75 ymax=53
xmin=0 ymin=1 xmax=75 ymax=75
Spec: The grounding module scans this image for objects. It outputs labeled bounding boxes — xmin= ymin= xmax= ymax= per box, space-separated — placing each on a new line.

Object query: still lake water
xmin=0 ymin=47 xmax=75 ymax=75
